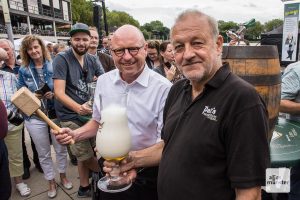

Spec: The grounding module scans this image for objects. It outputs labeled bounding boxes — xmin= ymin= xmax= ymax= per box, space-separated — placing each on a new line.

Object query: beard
xmin=184 ymin=70 xmax=207 ymax=82
xmin=181 ymin=62 xmax=213 ymax=84
xmin=72 ymin=45 xmax=88 ymax=56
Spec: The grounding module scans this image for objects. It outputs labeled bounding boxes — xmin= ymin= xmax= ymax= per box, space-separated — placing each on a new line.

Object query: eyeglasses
xmin=111 ymin=45 xmax=144 ymax=57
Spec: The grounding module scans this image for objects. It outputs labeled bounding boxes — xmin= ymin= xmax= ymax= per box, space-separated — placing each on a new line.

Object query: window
xmin=9 ymin=0 xmax=24 ymax=11
xmin=53 ymin=0 xmax=60 ymax=9
xmin=27 ymin=0 xmax=39 ymax=14
xmin=62 ymin=1 xmax=69 ymax=21
xmin=41 ymin=0 xmax=50 ymax=6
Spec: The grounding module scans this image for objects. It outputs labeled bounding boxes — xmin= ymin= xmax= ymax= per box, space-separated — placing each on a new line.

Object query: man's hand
xmin=35 ymin=91 xmax=54 ymax=100
xmin=0 ymin=48 xmax=8 ymax=61
xmin=103 ymin=159 xmax=137 ymax=183
xmin=35 ymin=93 xmax=43 ymax=99
xmin=118 ymin=151 xmax=137 ymax=172
xmin=52 ymin=127 xmax=75 ymax=145
xmin=235 ymin=187 xmax=261 ymax=200
xmin=102 ymin=142 xmax=164 ymax=183
xmin=77 ymin=102 xmax=92 ymax=115
xmin=44 ymin=91 xmax=54 ymax=99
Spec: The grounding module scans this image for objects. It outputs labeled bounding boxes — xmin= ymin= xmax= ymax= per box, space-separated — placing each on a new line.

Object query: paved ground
xmin=10 ymin=130 xmax=92 ymax=200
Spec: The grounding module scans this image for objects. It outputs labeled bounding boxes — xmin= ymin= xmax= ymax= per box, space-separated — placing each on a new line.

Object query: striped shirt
xmin=281 ymin=61 xmax=300 ymax=121
xmin=0 ymin=70 xmax=18 ymax=114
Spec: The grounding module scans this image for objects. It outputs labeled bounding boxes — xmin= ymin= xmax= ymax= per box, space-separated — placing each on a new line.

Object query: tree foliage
xmin=141 ymin=20 xmax=170 ymax=40
xmin=106 ymin=10 xmax=140 ymax=28
xmin=71 ymin=3 xmax=285 ymax=41
xmin=245 ymin=21 xmax=264 ymax=40
xmin=71 ymin=0 xmax=93 ymax=25
xmin=263 ymin=19 xmax=283 ymax=32
xmin=218 ymin=20 xmax=239 ymax=33
xmin=218 ymin=20 xmax=238 ymax=43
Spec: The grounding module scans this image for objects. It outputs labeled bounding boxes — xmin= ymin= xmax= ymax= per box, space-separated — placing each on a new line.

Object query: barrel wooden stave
xmin=222 ymin=46 xmax=281 ymax=140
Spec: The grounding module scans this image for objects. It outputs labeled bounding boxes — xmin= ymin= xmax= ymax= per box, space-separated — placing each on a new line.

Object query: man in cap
xmin=53 ymin=22 xmax=104 ymax=197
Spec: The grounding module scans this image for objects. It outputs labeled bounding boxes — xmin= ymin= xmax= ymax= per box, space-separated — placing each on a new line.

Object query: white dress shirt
xmin=93 ymin=65 xmax=172 ymax=151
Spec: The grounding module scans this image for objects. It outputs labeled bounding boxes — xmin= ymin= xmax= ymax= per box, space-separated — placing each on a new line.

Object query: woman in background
xmin=146 ymin=40 xmax=160 ymax=69
xmin=153 ymin=41 xmax=183 ymax=83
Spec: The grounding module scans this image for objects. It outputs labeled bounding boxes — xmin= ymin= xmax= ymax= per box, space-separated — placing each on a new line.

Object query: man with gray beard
xmin=53 ymin=23 xmax=104 ymax=198
xmin=102 ymin=10 xmax=270 ymax=200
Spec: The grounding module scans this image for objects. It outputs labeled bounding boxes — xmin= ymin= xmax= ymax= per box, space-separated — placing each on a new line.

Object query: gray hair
xmin=171 ymin=9 xmax=219 ymax=41
xmin=0 ymin=39 xmax=15 ymax=50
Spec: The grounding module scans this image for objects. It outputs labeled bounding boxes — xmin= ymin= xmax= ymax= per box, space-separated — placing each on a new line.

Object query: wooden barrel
xmin=222 ymin=45 xmax=281 ymax=141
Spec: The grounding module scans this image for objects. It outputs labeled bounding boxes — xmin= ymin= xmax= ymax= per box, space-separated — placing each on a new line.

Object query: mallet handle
xmin=36 ymin=109 xmax=75 ymax=144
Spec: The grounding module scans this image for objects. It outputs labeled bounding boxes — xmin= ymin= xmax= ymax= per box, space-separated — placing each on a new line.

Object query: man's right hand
xmin=52 ymin=128 xmax=75 ymax=145
xmin=103 ymin=159 xmax=137 ymax=183
xmin=77 ymin=102 xmax=92 ymax=115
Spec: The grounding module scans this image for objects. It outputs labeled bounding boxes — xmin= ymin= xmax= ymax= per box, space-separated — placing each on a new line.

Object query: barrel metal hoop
xmin=222 ymin=46 xmax=279 ymax=59
xmin=238 ymin=74 xmax=282 ymax=86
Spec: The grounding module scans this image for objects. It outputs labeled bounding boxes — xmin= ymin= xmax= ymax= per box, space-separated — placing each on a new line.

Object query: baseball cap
xmin=69 ymin=23 xmax=90 ymax=37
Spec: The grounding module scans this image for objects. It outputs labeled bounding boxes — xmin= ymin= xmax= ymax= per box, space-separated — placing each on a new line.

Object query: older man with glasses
xmin=54 ymin=24 xmax=172 ymax=200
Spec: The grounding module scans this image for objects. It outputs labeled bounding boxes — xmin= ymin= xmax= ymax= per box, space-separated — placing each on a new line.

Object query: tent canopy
xmin=13 ymin=37 xmax=53 ymax=51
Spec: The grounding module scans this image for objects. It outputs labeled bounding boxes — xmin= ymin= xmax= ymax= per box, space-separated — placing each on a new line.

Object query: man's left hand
xmin=44 ymin=91 xmax=54 ymax=99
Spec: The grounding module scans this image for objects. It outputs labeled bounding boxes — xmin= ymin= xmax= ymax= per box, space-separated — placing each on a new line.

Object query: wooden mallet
xmin=11 ymin=87 xmax=75 ymax=144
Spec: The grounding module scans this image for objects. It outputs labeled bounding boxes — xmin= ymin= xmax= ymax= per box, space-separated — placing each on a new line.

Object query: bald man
xmin=55 ymin=25 xmax=172 ymax=200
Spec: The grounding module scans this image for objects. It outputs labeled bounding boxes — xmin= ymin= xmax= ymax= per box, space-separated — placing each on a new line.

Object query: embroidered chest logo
xmin=202 ymin=106 xmax=217 ymax=121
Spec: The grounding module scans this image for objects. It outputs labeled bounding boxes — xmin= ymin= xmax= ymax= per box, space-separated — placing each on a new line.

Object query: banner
xmin=281 ymin=3 xmax=299 ymax=62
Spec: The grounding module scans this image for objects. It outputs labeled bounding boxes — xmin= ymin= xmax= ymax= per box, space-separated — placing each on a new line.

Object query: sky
xmin=105 ymin=0 xmax=285 ymax=28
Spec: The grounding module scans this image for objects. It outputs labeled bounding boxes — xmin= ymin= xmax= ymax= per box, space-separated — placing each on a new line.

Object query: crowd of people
xmin=0 ymin=8 xmax=297 ymax=200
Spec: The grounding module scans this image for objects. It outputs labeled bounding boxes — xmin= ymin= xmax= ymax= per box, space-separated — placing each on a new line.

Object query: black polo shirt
xmin=158 ymin=63 xmax=270 ymax=200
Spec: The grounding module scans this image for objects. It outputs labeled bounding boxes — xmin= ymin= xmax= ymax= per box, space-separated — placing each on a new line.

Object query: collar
xmin=0 ymin=69 xmax=14 ymax=78
xmin=183 ymin=62 xmax=231 ymax=92
xmin=205 ymin=62 xmax=231 ymax=88
xmin=112 ymin=64 xmax=150 ymax=87
xmin=1 ymin=63 xmax=14 ymax=73
xmin=88 ymin=50 xmax=98 ymax=57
